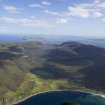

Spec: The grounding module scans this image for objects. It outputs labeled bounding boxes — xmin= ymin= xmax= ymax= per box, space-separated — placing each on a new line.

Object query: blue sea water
xmin=14 ymin=91 xmax=105 ymax=105
xmin=0 ymin=35 xmax=23 ymax=42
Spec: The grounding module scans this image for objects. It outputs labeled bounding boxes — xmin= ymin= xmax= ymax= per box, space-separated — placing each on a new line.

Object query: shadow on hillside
xmin=31 ymin=43 xmax=105 ymax=91
xmin=79 ymin=63 xmax=105 ymax=92
xmin=46 ymin=44 xmax=105 ymax=66
xmin=31 ymin=64 xmax=70 ymax=80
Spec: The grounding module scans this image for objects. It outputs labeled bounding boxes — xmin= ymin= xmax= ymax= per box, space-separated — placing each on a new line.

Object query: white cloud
xmin=56 ymin=18 xmax=68 ymax=24
xmin=28 ymin=4 xmax=43 ymax=8
xmin=102 ymin=18 xmax=105 ymax=22
xmin=41 ymin=1 xmax=51 ymax=6
xmin=44 ymin=1 xmax=105 ymax=19
xmin=44 ymin=7 xmax=91 ymax=18
xmin=93 ymin=12 xmax=103 ymax=17
xmin=96 ymin=2 xmax=105 ymax=8
xmin=3 ymin=5 xmax=21 ymax=14
xmin=44 ymin=10 xmax=61 ymax=16
xmin=29 ymin=1 xmax=51 ymax=8
xmin=67 ymin=6 xmax=90 ymax=18
xmin=0 ymin=17 xmax=50 ymax=28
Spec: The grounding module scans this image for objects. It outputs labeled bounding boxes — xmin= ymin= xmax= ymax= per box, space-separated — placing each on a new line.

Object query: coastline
xmin=12 ymin=89 xmax=105 ymax=105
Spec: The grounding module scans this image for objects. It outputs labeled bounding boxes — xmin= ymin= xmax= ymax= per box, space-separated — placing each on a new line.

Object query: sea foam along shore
xmin=12 ymin=89 xmax=105 ymax=105
xmin=94 ymin=94 xmax=105 ymax=98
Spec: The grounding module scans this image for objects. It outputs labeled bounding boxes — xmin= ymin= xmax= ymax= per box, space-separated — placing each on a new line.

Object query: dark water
xmin=14 ymin=91 xmax=105 ymax=105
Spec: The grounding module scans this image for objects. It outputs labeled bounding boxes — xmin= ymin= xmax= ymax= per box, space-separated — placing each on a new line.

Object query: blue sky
xmin=0 ymin=0 xmax=105 ymax=38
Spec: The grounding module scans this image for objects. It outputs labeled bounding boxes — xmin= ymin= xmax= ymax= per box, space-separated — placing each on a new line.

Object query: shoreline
xmin=12 ymin=89 xmax=105 ymax=105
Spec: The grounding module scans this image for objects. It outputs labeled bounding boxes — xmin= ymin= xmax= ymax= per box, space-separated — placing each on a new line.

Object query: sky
xmin=0 ymin=0 xmax=105 ymax=38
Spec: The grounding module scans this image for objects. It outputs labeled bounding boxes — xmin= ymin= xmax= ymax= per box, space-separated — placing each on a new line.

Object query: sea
xmin=14 ymin=90 xmax=105 ymax=105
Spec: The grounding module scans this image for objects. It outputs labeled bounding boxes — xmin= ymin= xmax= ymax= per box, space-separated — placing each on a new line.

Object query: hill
xmin=0 ymin=41 xmax=105 ymax=104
